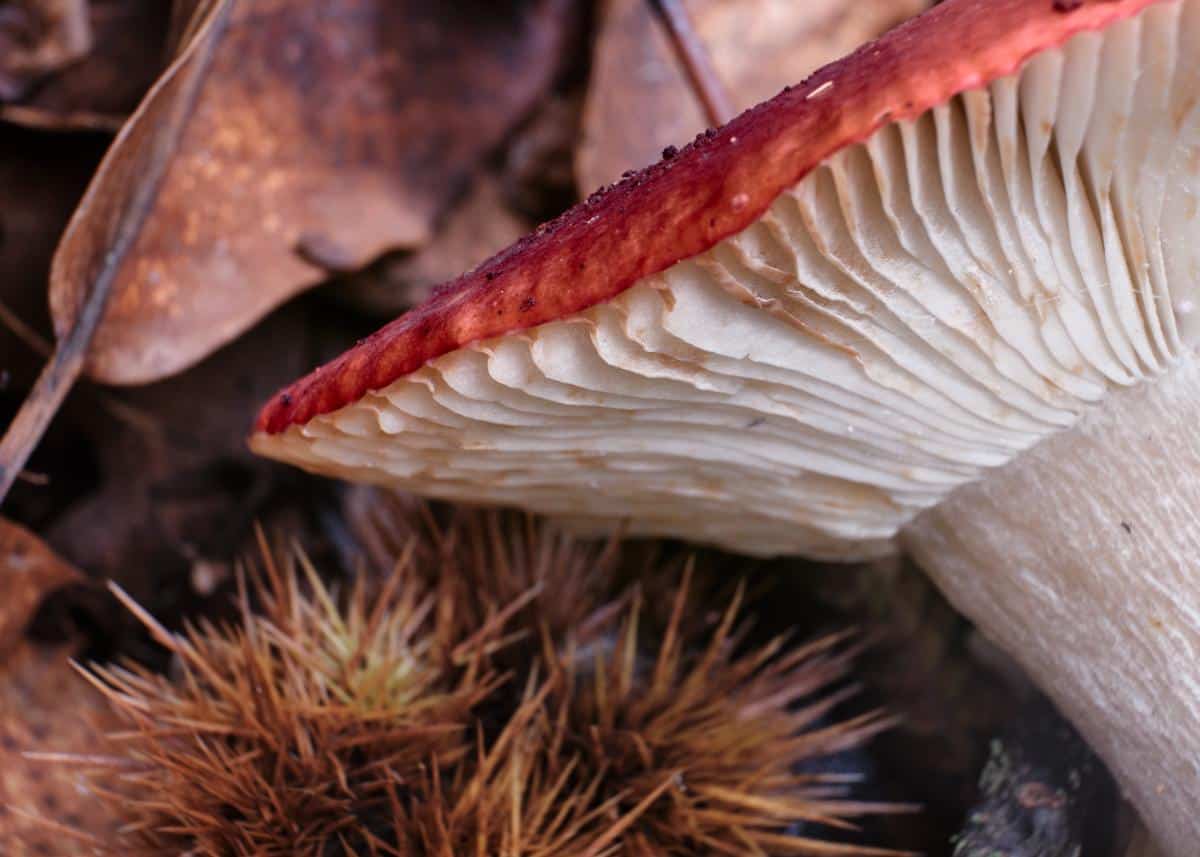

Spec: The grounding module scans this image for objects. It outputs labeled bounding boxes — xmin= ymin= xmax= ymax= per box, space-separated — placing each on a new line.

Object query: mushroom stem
xmin=903 ymin=348 xmax=1200 ymax=857
xmin=1125 ymin=822 xmax=1166 ymax=857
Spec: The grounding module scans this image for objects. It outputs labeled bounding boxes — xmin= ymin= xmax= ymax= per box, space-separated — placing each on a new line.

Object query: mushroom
xmin=251 ymin=0 xmax=1200 ymax=852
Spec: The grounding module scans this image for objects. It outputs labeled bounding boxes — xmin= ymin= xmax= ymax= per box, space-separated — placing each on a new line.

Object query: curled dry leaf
xmin=0 ymin=0 xmax=91 ymax=102
xmin=335 ymin=174 xmax=534 ymax=317
xmin=577 ymin=0 xmax=931 ymax=192
xmin=0 ymin=0 xmax=172 ymax=133
xmin=0 ymin=518 xmax=81 ymax=655
xmin=52 ymin=0 xmax=576 ymax=386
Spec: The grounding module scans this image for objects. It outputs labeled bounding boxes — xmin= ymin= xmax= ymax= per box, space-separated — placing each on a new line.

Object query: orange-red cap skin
xmin=256 ymin=0 xmax=1161 ymax=436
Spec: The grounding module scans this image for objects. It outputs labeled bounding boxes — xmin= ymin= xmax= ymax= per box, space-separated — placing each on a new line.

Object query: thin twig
xmin=0 ymin=306 xmax=105 ymax=501
xmin=647 ymin=0 xmax=734 ymax=127
xmin=0 ymin=298 xmax=51 ymax=358
xmin=1 ymin=298 xmax=167 ymax=458
xmin=0 ymin=267 xmax=171 ymax=500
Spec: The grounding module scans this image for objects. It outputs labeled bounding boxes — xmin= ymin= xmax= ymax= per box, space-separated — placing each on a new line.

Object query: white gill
xmin=260 ymin=0 xmax=1200 ymax=558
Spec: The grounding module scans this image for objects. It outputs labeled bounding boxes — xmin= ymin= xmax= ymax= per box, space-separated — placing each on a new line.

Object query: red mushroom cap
xmin=256 ymin=0 xmax=1158 ymax=435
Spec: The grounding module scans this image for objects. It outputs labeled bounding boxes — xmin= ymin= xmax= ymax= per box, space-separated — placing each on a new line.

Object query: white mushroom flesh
xmin=257 ymin=0 xmax=1200 ymax=559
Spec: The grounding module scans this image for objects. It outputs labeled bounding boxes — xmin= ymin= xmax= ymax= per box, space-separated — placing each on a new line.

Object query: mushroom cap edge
xmin=255 ymin=0 xmax=1160 ymax=436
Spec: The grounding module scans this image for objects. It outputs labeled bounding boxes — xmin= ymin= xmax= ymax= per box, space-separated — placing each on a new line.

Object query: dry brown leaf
xmin=51 ymin=0 xmax=576 ymax=386
xmin=0 ymin=0 xmax=171 ymax=133
xmin=0 ymin=518 xmax=81 ymax=656
xmin=577 ymin=0 xmax=931 ymax=193
xmin=0 ymin=643 xmax=122 ymax=855
xmin=0 ymin=0 xmax=232 ymax=503
xmin=0 ymin=520 xmax=111 ymax=853
xmin=335 ymin=174 xmax=534 ymax=317
xmin=0 ymin=0 xmax=91 ymax=102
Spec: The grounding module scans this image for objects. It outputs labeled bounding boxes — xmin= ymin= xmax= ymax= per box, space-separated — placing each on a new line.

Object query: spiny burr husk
xmin=79 ymin=510 xmax=906 ymax=855
xmin=525 ymin=569 xmax=911 ymax=856
xmin=342 ymin=489 xmax=626 ymax=652
xmin=83 ymin=537 xmax=502 ymax=856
